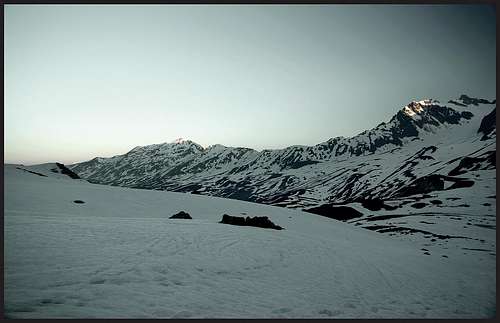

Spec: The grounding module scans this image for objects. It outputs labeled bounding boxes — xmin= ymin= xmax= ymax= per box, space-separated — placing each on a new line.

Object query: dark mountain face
xmin=478 ymin=107 xmax=496 ymax=141
xmin=388 ymin=102 xmax=473 ymax=142
xmin=69 ymin=97 xmax=496 ymax=210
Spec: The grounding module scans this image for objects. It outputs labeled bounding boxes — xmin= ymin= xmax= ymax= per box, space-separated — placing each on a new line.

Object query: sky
xmin=4 ymin=5 xmax=496 ymax=165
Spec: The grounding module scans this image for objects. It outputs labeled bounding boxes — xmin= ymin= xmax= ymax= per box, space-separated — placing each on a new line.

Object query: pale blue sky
xmin=5 ymin=5 xmax=496 ymax=165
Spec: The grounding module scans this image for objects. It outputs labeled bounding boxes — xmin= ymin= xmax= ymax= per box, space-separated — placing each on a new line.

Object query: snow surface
xmin=4 ymin=164 xmax=495 ymax=318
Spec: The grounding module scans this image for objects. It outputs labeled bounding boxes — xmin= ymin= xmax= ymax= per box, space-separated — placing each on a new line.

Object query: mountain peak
xmin=168 ymin=138 xmax=204 ymax=149
xmin=172 ymin=138 xmax=189 ymax=144
xmin=401 ymin=99 xmax=433 ymax=117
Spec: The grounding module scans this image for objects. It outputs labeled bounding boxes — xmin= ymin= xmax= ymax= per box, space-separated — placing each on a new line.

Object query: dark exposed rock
xmin=16 ymin=167 xmax=47 ymax=177
xmin=448 ymin=100 xmax=467 ymax=107
xmin=448 ymin=151 xmax=495 ymax=176
xmin=258 ymin=188 xmax=307 ymax=205
xmin=411 ymin=202 xmax=427 ymax=209
xmin=245 ymin=216 xmax=283 ymax=230
xmin=430 ymin=200 xmax=443 ymax=205
xmin=478 ymin=108 xmax=496 ymax=141
xmin=458 ymin=94 xmax=495 ymax=106
xmin=395 ymin=174 xmax=476 ymax=197
xmin=225 ymin=188 xmax=254 ymax=201
xmin=56 ymin=163 xmax=81 ymax=179
xmin=363 ymin=225 xmax=394 ymax=231
xmin=394 ymin=174 xmax=444 ymax=197
xmin=219 ymin=214 xmax=283 ymax=230
xmin=172 ymin=184 xmax=203 ymax=193
xmin=357 ymin=198 xmax=397 ymax=211
xmin=447 ymin=180 xmax=474 ymax=190
xmin=170 ymin=211 xmax=192 ymax=219
xmin=364 ymin=213 xmax=410 ymax=222
xmin=304 ymin=204 xmax=363 ymax=221
xmin=220 ymin=214 xmax=246 ymax=226
xmin=461 ymin=111 xmax=474 ymax=119
xmin=286 ymin=160 xmax=321 ymax=169
xmin=73 ymin=200 xmax=85 ymax=204
xmin=359 ymin=198 xmax=384 ymax=211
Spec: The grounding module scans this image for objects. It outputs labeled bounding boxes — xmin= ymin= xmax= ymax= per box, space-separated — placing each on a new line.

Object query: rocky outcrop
xmin=170 ymin=211 xmax=192 ymax=219
xmin=394 ymin=174 xmax=445 ymax=197
xmin=458 ymin=94 xmax=495 ymax=106
xmin=219 ymin=214 xmax=283 ymax=230
xmin=304 ymin=205 xmax=363 ymax=221
xmin=478 ymin=108 xmax=496 ymax=141
xmin=448 ymin=151 xmax=496 ymax=176
xmin=56 ymin=163 xmax=81 ymax=179
xmin=356 ymin=198 xmax=398 ymax=211
xmin=394 ymin=174 xmax=476 ymax=197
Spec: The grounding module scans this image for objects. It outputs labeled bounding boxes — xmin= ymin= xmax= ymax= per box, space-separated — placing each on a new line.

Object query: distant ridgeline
xmin=70 ymin=95 xmax=496 ymax=214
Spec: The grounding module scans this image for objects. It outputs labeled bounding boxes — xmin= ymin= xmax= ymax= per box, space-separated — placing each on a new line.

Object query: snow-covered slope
xmin=69 ymin=95 xmax=496 ymax=245
xmin=3 ymin=165 xmax=495 ymax=318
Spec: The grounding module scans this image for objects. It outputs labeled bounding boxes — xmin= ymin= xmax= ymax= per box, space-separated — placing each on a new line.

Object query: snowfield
xmin=4 ymin=164 xmax=495 ymax=318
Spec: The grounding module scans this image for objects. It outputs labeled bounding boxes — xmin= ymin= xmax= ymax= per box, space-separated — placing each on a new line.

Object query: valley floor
xmin=3 ymin=164 xmax=496 ymax=318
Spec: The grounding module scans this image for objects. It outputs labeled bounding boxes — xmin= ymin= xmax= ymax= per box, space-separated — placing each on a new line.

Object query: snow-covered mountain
xmin=70 ymin=95 xmax=495 ymax=207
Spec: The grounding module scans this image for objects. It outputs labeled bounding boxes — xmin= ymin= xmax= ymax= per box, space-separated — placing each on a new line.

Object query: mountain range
xmin=12 ymin=93 xmax=497 ymax=287
xmin=70 ymin=94 xmax=496 ymax=214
